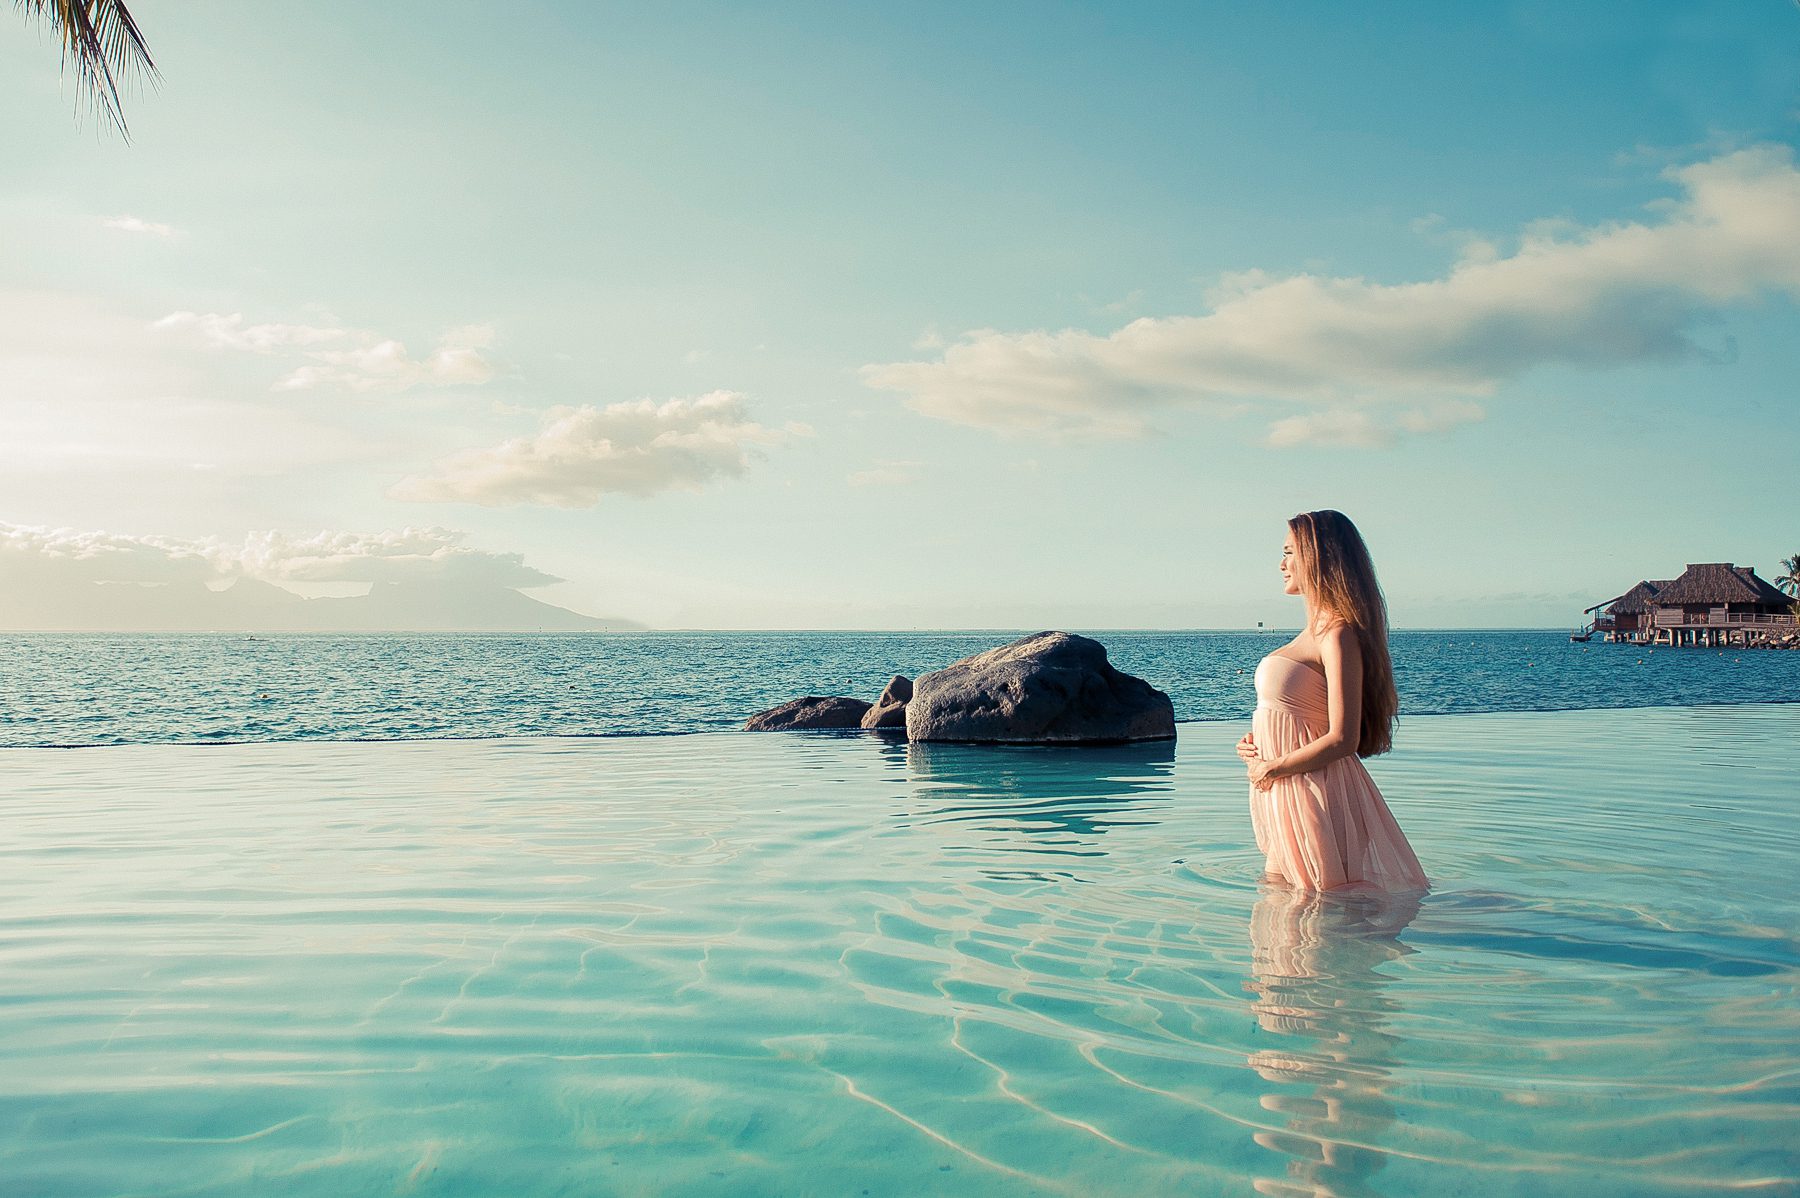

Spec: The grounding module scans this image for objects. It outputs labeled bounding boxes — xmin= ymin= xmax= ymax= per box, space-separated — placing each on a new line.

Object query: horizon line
xmin=0 ymin=625 xmax=1575 ymax=635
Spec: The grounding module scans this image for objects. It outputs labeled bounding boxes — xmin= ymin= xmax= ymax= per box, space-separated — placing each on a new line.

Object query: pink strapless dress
xmin=1250 ymin=655 xmax=1428 ymax=893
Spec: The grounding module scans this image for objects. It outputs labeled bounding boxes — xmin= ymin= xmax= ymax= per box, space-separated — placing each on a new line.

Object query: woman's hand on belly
xmin=1236 ymin=732 xmax=1260 ymax=764
xmin=1237 ymin=733 xmax=1276 ymax=789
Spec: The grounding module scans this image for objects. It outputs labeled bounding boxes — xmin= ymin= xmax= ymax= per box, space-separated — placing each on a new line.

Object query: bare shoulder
xmin=1316 ymin=621 xmax=1361 ymax=660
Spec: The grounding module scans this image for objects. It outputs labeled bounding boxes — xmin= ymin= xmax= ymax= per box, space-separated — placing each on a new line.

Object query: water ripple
xmin=0 ymin=709 xmax=1795 ymax=1194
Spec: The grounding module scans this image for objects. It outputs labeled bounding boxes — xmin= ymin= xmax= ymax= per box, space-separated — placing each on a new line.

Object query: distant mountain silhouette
xmin=0 ymin=577 xmax=644 ymax=632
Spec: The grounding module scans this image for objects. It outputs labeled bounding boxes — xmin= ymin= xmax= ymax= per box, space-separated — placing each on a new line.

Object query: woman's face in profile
xmin=1280 ymin=531 xmax=1304 ymax=597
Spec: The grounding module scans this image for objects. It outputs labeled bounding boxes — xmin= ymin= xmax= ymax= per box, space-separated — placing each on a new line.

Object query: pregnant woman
xmin=1236 ymin=510 xmax=1428 ymax=893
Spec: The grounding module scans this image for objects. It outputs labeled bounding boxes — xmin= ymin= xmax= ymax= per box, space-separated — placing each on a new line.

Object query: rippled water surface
xmin=2 ymin=630 xmax=1796 ymax=747
xmin=3 ymin=706 xmax=1796 ymax=1195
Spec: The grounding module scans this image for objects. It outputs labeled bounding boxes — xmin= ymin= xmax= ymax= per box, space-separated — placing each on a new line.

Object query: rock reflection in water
xmin=1245 ymin=886 xmax=1421 ymax=1198
xmin=892 ymin=740 xmax=1177 ymax=863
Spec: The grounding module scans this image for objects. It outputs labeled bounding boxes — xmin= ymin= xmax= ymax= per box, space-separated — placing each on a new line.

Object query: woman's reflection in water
xmin=1245 ymin=886 xmax=1421 ymax=1198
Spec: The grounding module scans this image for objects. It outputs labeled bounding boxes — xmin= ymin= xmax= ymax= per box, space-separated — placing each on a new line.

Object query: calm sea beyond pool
xmin=2 ymin=633 xmax=1797 ymax=1195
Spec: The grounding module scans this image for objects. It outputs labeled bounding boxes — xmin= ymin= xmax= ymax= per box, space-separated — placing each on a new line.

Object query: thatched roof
xmin=1589 ymin=579 xmax=1670 ymax=616
xmin=1649 ymin=563 xmax=1792 ymax=608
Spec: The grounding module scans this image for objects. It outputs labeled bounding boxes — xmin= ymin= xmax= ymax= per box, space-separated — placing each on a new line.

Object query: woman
xmin=1235 ymin=510 xmax=1428 ymax=893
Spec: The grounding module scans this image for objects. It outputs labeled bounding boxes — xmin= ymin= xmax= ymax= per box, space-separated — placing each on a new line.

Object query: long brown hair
xmin=1288 ymin=509 xmax=1397 ymax=757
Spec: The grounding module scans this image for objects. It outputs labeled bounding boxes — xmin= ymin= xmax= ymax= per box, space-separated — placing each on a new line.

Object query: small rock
xmin=744 ymin=696 xmax=870 ymax=731
xmin=860 ymin=675 xmax=913 ymax=731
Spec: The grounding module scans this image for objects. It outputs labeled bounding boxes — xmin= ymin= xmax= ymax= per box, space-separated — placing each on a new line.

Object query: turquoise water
xmin=3 ymin=705 xmax=1796 ymax=1195
xmin=3 ymin=630 xmax=1796 ymax=746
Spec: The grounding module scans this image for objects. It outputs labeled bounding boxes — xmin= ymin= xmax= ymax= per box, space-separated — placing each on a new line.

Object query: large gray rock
xmin=744 ymin=695 xmax=871 ymax=731
xmin=905 ymin=632 xmax=1175 ymax=744
xmin=859 ymin=675 xmax=913 ymax=731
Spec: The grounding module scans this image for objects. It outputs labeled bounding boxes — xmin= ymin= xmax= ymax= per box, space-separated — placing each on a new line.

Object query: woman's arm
xmin=1254 ymin=625 xmax=1363 ymax=784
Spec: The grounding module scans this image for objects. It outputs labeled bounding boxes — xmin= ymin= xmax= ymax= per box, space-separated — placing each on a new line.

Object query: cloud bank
xmin=862 ymin=146 xmax=1800 ymax=444
xmin=1 ymin=523 xmax=557 ymax=589
xmin=153 ymin=312 xmax=495 ymax=393
xmin=232 ymin=528 xmax=559 ymax=588
xmin=0 ymin=523 xmax=215 ymax=583
xmin=393 ymin=390 xmax=782 ymax=508
xmin=0 ymin=523 xmax=640 ymax=631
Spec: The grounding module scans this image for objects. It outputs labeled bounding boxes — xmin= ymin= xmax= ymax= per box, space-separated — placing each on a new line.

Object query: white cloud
xmin=1265 ymin=409 xmax=1386 ymax=450
xmin=233 ymin=527 xmax=558 ymax=587
xmin=153 ymin=311 xmax=348 ymax=352
xmin=0 ymin=291 xmax=387 ymax=490
xmin=391 ymin=390 xmax=782 ymax=508
xmin=847 ymin=459 xmax=923 ymax=487
xmin=154 ymin=312 xmax=496 ymax=393
xmin=0 ymin=522 xmax=215 ymax=583
xmin=0 ymin=522 xmax=559 ymax=589
xmin=1098 ymin=289 xmax=1145 ymax=315
xmin=103 ymin=215 xmax=176 ymax=237
xmin=1266 ymin=400 xmax=1486 ymax=448
xmin=274 ymin=325 xmax=496 ymax=393
xmin=863 ymin=145 xmax=1800 ymax=444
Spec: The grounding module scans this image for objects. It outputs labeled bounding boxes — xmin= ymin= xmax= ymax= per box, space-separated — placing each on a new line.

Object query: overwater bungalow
xmin=1582 ymin=563 xmax=1796 ymax=647
xmin=1582 ymin=579 xmax=1670 ymax=644
xmin=1584 ymin=579 xmax=1677 ymax=643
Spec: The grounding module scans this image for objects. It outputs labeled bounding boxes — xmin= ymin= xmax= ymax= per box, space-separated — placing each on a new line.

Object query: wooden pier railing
xmin=1651 ymin=609 xmax=1799 ymax=628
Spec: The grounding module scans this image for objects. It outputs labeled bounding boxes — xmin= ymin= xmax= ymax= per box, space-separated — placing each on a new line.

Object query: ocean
xmin=3 ymin=629 xmax=1795 ymax=748
xmin=4 ymin=705 xmax=1796 ymax=1194
xmin=4 ymin=629 xmax=1797 ymax=1194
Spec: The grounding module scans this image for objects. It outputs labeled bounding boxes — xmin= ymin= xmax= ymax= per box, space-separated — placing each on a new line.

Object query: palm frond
xmin=1776 ymin=555 xmax=1800 ymax=598
xmin=15 ymin=0 xmax=158 ymax=138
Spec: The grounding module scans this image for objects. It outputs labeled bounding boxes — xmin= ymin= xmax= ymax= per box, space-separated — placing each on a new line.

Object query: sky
xmin=2 ymin=1 xmax=1797 ymax=630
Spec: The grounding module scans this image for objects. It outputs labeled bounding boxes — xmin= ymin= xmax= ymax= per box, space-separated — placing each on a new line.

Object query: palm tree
xmin=1776 ymin=554 xmax=1800 ymax=612
xmin=15 ymin=0 xmax=156 ymax=138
